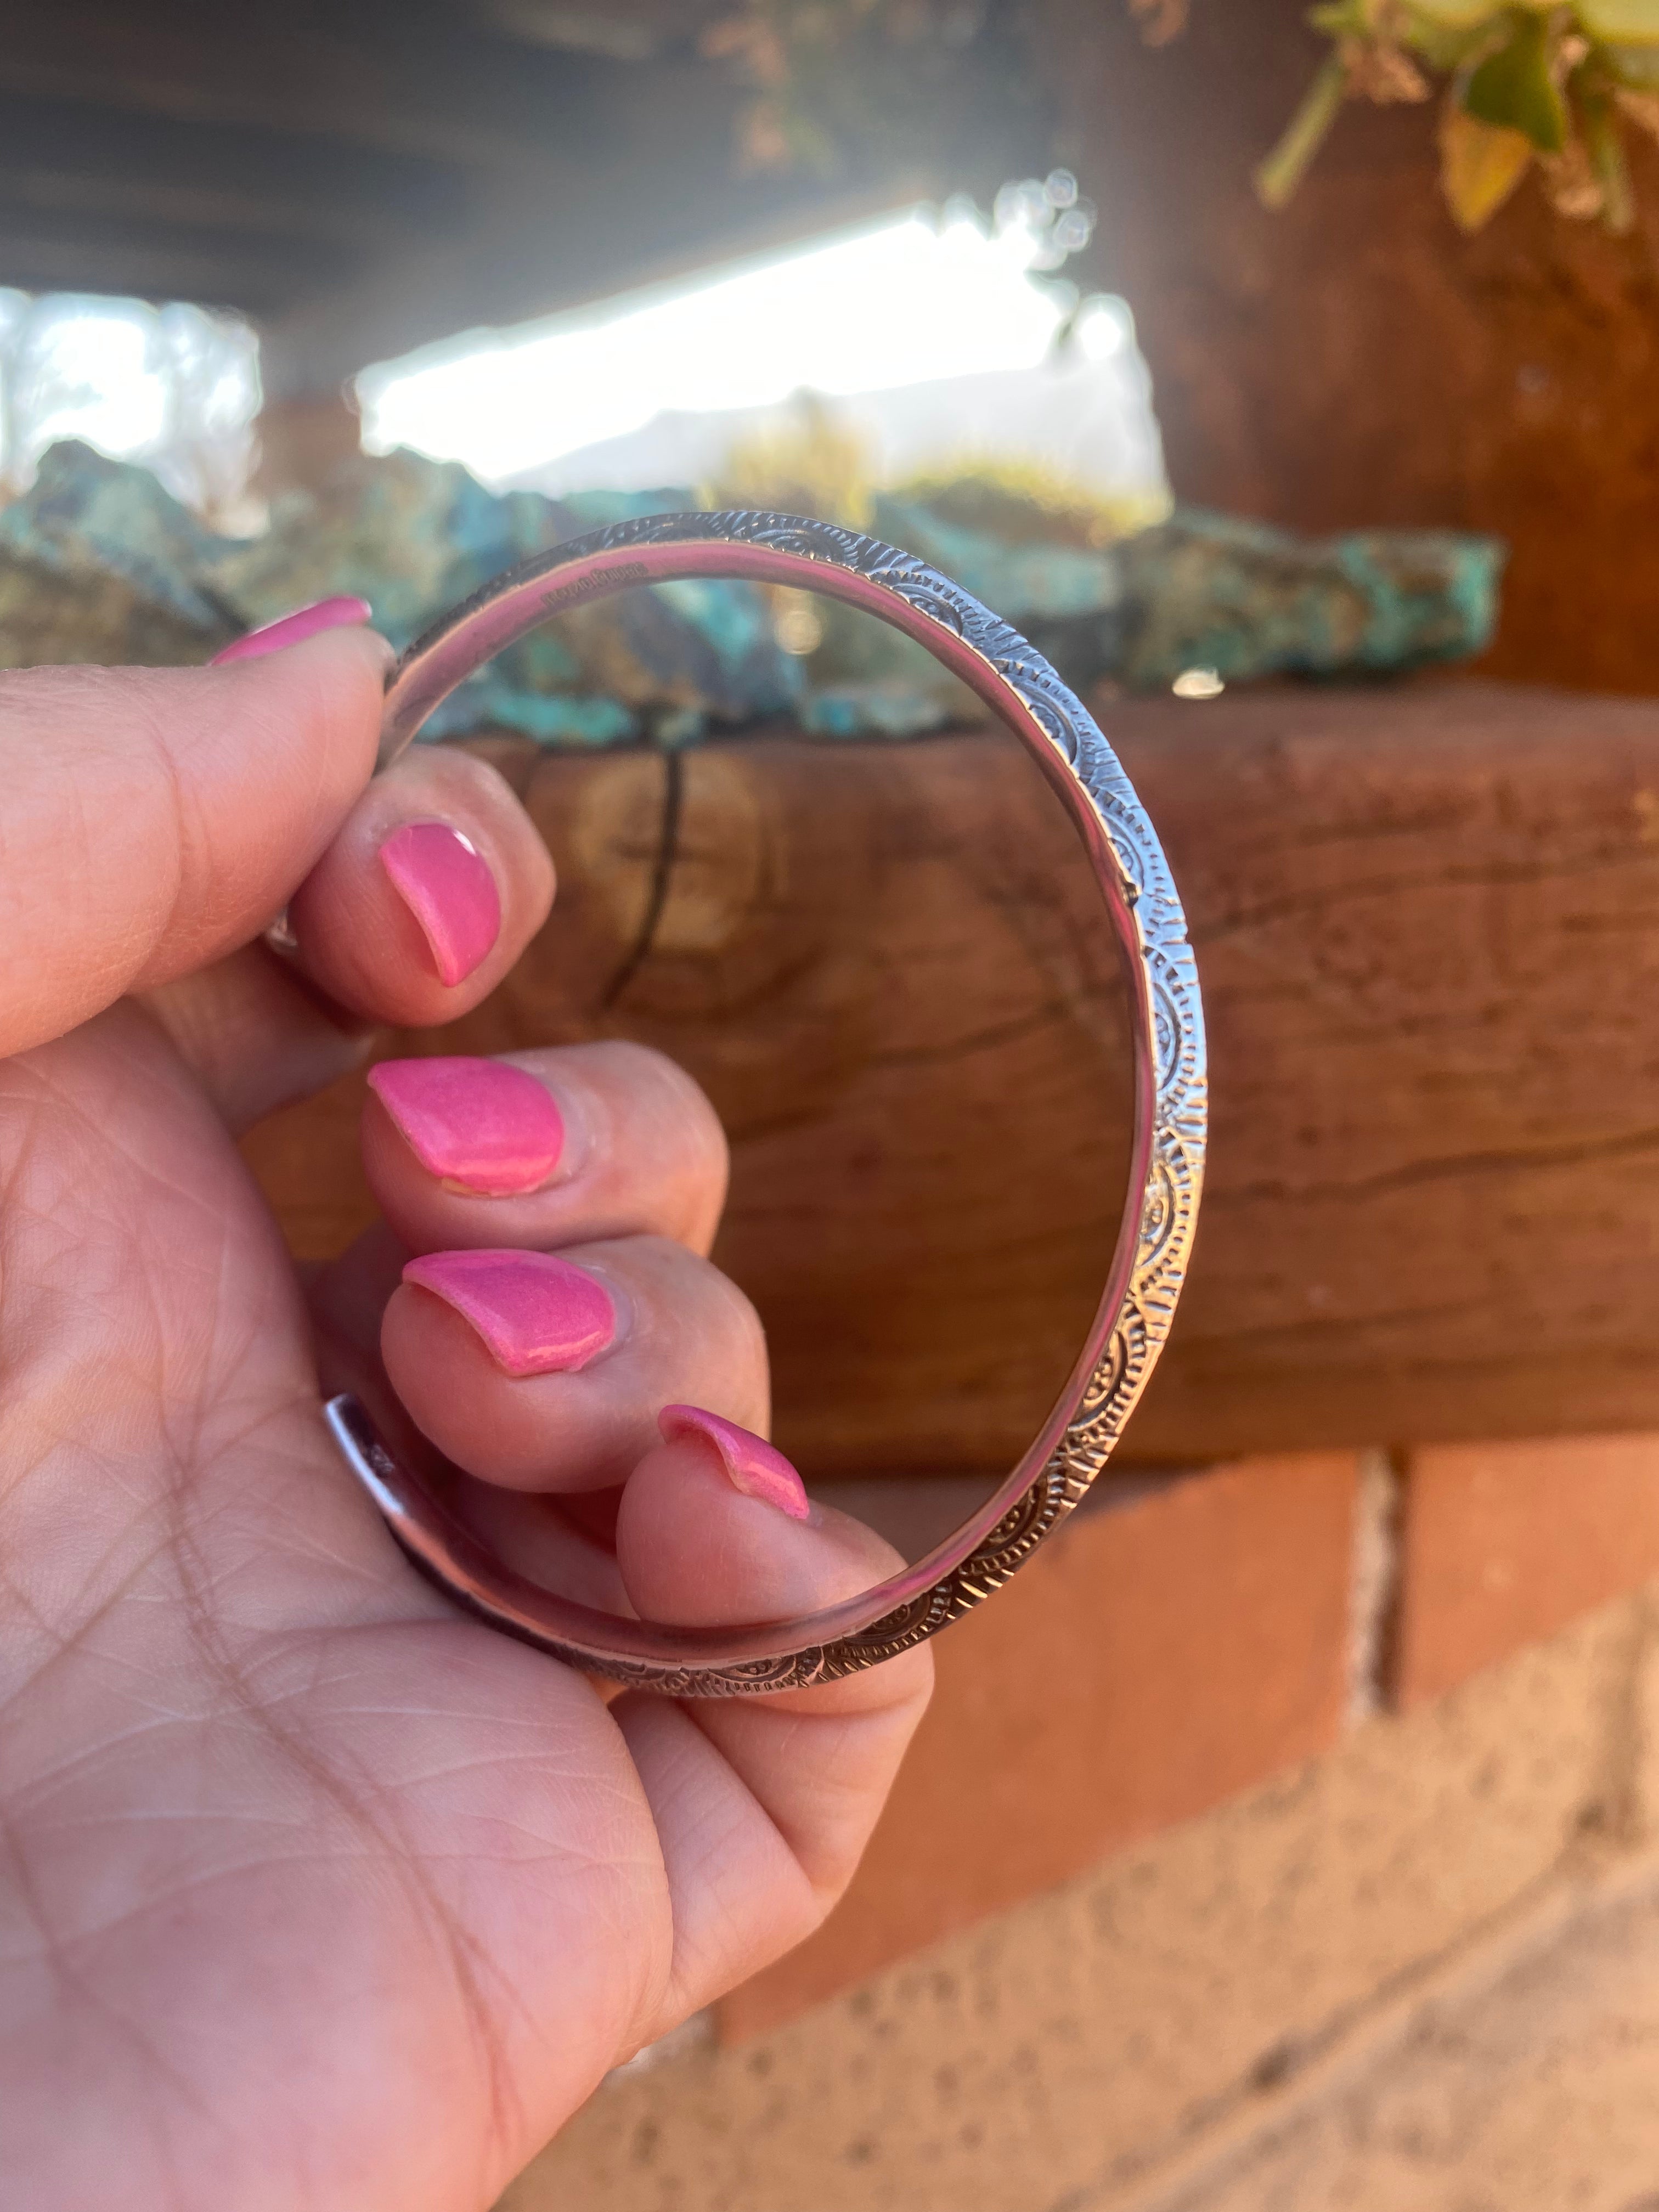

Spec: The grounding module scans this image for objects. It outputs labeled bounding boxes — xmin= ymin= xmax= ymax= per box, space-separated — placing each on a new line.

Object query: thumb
xmin=0 ymin=628 xmax=390 ymax=1059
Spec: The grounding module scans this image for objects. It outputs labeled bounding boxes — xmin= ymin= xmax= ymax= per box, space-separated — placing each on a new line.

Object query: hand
xmin=0 ymin=626 xmax=931 ymax=2210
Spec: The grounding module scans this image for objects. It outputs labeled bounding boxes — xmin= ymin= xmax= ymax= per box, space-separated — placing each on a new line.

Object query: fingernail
xmin=403 ymin=1250 xmax=614 ymax=1376
xmin=378 ymin=821 xmax=501 ymax=988
xmin=368 ymin=1057 xmax=564 ymax=1196
xmin=658 ymin=1405 xmax=810 ymax=1521
xmin=211 ymin=596 xmax=373 ymax=664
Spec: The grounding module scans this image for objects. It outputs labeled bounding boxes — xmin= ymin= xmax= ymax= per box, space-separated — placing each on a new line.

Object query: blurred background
xmin=0 ymin=185 xmax=1161 ymax=526
xmin=5 ymin=3 xmax=1659 ymax=2205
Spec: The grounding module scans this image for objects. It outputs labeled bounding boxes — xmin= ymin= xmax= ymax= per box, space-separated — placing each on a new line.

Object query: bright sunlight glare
xmin=357 ymin=208 xmax=1076 ymax=487
xmin=0 ymin=290 xmax=262 ymax=521
xmin=30 ymin=312 xmax=162 ymax=453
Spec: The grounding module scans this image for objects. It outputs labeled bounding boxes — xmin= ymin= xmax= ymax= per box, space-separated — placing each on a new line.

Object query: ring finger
xmin=381 ymin=1231 xmax=768 ymax=1492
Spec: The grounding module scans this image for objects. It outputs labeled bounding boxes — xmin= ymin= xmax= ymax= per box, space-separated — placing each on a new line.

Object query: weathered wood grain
xmin=242 ymin=680 xmax=1659 ymax=1470
xmin=1127 ymin=680 xmax=1659 ymax=1458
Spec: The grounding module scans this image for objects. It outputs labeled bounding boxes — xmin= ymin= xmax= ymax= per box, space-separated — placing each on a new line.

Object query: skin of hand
xmin=0 ymin=634 xmax=932 ymax=2211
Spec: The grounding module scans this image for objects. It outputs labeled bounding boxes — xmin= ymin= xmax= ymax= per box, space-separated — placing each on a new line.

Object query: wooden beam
xmin=0 ymin=12 xmax=922 ymax=360
xmin=0 ymin=2 xmax=1048 ymax=370
xmin=0 ymin=89 xmax=473 ymax=250
xmin=255 ymin=59 xmax=929 ymax=389
xmin=0 ymin=204 xmax=357 ymax=313
xmin=0 ymin=0 xmax=607 ymax=172
xmin=0 ymin=236 xmax=299 ymax=315
xmin=468 ymin=0 xmax=730 ymax=63
xmin=242 ymin=680 xmax=1659 ymax=1474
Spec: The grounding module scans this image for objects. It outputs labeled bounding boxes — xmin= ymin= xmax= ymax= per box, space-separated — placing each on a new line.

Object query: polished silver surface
xmin=330 ymin=510 xmax=1207 ymax=1695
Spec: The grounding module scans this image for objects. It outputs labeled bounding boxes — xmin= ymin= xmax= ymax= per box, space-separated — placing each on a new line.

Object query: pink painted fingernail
xmin=210 ymin=595 xmax=373 ymax=664
xmin=378 ymin=821 xmax=501 ymax=988
xmin=403 ymin=1249 xmax=614 ymax=1376
xmin=658 ymin=1404 xmax=810 ymax=1521
xmin=368 ymin=1057 xmax=564 ymax=1196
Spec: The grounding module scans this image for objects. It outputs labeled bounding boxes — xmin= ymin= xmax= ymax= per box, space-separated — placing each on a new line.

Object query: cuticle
xmin=514 ymin=1062 xmax=588 ymax=1189
xmin=575 ymin=1265 xmax=629 ymax=1356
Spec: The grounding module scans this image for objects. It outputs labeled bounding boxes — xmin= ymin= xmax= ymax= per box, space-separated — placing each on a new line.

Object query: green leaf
xmin=1397 ymin=20 xmax=1499 ymax=71
xmin=1409 ymin=0 xmax=1508 ymax=22
xmin=1464 ymin=9 xmax=1570 ymax=150
xmin=1575 ymin=0 xmax=1659 ymax=44
xmin=1440 ymin=97 xmax=1536 ymax=225
xmin=1308 ymin=2 xmax=1372 ymax=32
xmin=1407 ymin=21 xmax=1505 ymax=69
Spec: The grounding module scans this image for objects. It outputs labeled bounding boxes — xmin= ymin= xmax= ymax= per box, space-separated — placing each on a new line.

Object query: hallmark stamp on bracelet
xmin=540 ymin=561 xmax=652 ymax=613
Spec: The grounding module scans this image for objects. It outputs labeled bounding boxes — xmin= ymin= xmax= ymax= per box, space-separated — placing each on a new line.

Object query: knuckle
xmin=636 ymin=1233 xmax=765 ymax=1366
xmin=384 ymin=742 xmax=505 ymax=805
